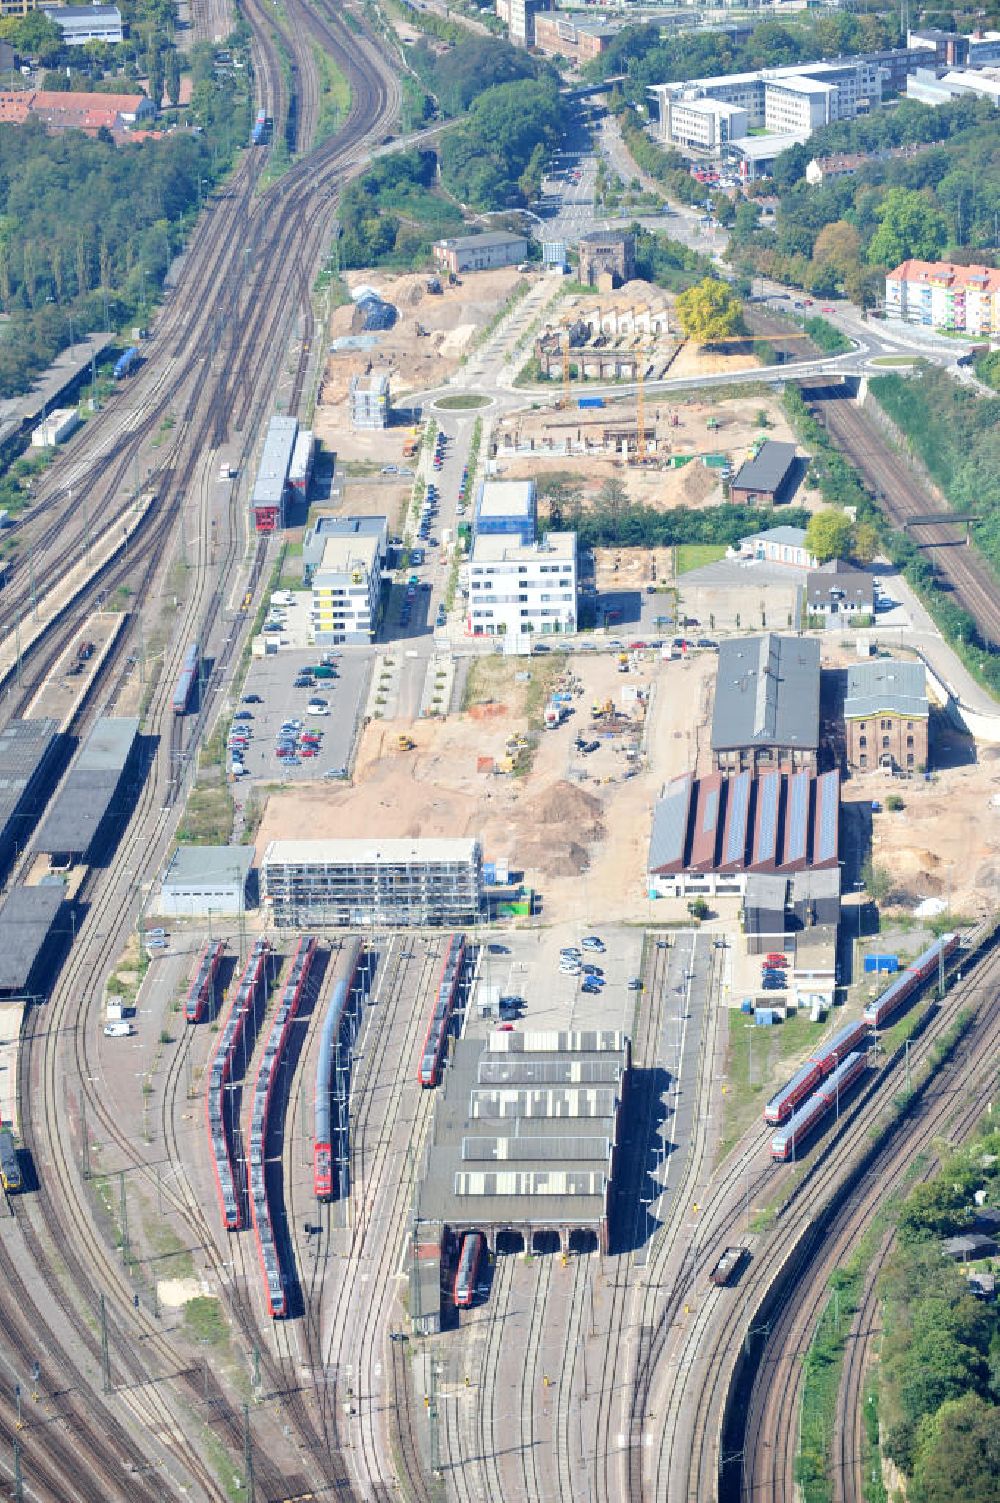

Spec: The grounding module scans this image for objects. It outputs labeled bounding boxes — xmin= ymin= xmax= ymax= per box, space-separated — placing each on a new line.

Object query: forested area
xmin=875 ymin=1128 xmax=1000 ymax=1502
xmin=726 ymin=97 xmax=1000 ymax=302
xmin=0 ymin=33 xmax=250 ymax=397
xmin=338 ymin=149 xmax=463 ymax=269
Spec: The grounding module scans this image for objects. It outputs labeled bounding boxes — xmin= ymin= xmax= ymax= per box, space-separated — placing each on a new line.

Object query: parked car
xmin=581 ymin=980 xmax=602 ymax=995
xmin=628 ymin=977 xmax=643 ymax=991
xmin=582 ymin=936 xmax=604 ymax=952
xmin=242 ymin=694 xmax=262 ymax=704
xmin=233 ymin=710 xmax=253 ymax=720
xmin=582 ymin=964 xmax=603 ymax=977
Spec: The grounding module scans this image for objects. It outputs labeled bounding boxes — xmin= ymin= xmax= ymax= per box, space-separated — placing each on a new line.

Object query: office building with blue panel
xmin=473 ymin=480 xmax=536 ymax=545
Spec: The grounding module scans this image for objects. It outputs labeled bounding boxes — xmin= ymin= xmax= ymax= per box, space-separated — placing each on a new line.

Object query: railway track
xmin=804 ymin=382 xmax=1000 ymax=649
xmin=742 ymin=980 xmax=1000 ymax=1502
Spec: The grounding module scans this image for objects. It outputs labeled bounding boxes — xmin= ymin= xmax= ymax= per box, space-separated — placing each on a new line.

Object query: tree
xmin=861 ymin=857 xmax=892 ymax=902
xmin=687 ymin=897 xmax=710 ymax=921
xmin=852 ymin=520 xmax=879 ymax=564
xmin=805 ymin=508 xmax=852 ymax=563
xmin=867 ymin=187 xmax=950 ymax=268
xmin=911 ymin=1397 xmax=1000 ymax=1503
xmin=674 ymin=277 xmax=744 ymax=346
xmin=166 ymin=49 xmax=181 ymax=109
xmin=812 ymin=219 xmax=861 ymax=278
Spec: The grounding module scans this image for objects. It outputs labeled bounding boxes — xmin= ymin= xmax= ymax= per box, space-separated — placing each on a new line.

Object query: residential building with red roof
xmin=885 ymin=258 xmax=1000 ymax=334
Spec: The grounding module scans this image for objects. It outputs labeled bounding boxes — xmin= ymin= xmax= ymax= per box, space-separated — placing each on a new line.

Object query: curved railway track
xmin=805 ymin=383 xmax=1000 ymax=650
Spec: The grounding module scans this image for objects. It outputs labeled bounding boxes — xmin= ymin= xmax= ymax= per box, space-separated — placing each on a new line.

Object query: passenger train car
xmin=417 ymin=935 xmax=466 ymax=1088
xmin=314 ymin=938 xmax=363 ymax=1200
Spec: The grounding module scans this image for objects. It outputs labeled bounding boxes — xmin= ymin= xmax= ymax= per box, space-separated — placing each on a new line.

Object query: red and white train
xmin=453 ymin=1232 xmax=484 ymax=1308
xmin=314 ymin=938 xmax=363 ymax=1200
xmin=417 ymin=935 xmax=466 ymax=1088
xmin=184 ymin=939 xmax=226 ymax=1024
xmin=206 ymin=939 xmax=271 ymax=1231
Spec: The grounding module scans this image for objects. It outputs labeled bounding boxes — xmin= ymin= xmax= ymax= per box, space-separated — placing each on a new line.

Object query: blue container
xmin=864 ymin=954 xmax=899 ymax=974
xmin=482 ymin=862 xmax=496 ymax=884
xmin=754 ymin=1008 xmax=775 ymax=1026
xmin=740 ymin=999 xmax=753 ymax=1014
xmin=577 ymin=397 xmax=605 ymax=409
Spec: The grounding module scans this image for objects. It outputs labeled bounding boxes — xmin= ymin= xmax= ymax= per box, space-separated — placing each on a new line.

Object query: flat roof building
xmin=302 ymin=514 xmax=388 ymax=574
xmin=155 ymin=845 xmax=253 ymax=918
xmin=414 ymin=1029 xmax=631 ymax=1273
xmin=433 ymin=231 xmax=528 ymax=276
xmin=711 ymin=635 xmax=820 ymax=775
xmin=310 ymin=529 xmax=384 ymax=644
xmin=473 ymin=479 xmax=536 ymax=545
xmin=261 ymin=837 xmax=483 ymax=928
xmin=844 ymin=658 xmax=929 ymax=773
xmin=35 ymin=716 xmax=139 ymax=865
xmin=252 ymin=414 xmax=298 ymax=534
xmin=467 ymin=532 xmax=577 ymax=642
xmin=0 ymin=718 xmax=61 ymax=882
xmin=0 ymin=884 xmax=66 ymax=998
xmin=737 ymin=526 xmax=818 ymax=571
xmin=43 ymin=5 xmax=123 ymax=44
xmin=729 ymin=441 xmax=799 ymax=506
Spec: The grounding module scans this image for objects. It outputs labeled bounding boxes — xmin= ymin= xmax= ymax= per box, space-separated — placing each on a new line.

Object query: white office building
xmin=310 ymin=530 xmax=384 ymax=644
xmin=43 ymin=5 xmax=123 ymax=45
xmin=467 ymin=532 xmax=578 ymax=639
xmin=662 ymin=96 xmax=748 ymax=151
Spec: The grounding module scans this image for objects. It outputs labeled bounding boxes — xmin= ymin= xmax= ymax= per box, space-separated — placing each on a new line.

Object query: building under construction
xmin=349 ymin=373 xmax=390 ymax=430
xmin=260 ymin=837 xmax=484 ymax=928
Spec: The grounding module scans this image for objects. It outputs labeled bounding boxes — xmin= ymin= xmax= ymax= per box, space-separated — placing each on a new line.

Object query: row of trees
xmin=0 ymin=39 xmax=250 ymax=397
xmin=876 ymin=1129 xmax=1000 ymax=1499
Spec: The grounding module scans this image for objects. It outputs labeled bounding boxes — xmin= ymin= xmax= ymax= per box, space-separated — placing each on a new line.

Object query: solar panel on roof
xmin=724 ymin=772 xmax=750 ymax=864
xmin=703 ymin=787 xmax=719 ymax=831
xmin=784 ymin=773 xmax=809 ymax=864
xmin=816 ymin=771 xmax=839 ymax=862
xmin=755 ymin=774 xmax=779 ymax=864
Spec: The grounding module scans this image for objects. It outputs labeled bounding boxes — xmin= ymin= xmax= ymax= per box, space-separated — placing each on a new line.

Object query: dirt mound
xmin=516 ymin=832 xmax=593 ymax=878
xmin=529 ymin=779 xmax=604 ymax=830
xmin=678 ymin=461 xmax=717 ymax=505
xmin=468 ymin=701 xmax=508 ymax=721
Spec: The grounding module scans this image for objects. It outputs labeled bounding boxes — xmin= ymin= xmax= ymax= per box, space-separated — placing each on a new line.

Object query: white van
xmin=104 ymin=1022 xmax=134 ymax=1038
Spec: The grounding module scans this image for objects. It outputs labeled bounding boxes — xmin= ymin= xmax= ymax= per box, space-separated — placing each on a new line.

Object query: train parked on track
xmin=770 ymin=1052 xmax=867 ymax=1161
xmin=0 ymin=1129 xmax=22 ymax=1193
xmin=250 ymin=935 xmax=317 ymax=1318
xmin=314 ymin=938 xmax=363 ymax=1200
xmin=453 ymin=1231 xmax=484 ymax=1308
xmin=251 ymin=109 xmax=271 ymax=145
xmin=207 ymin=939 xmax=271 ymax=1231
xmin=765 ymin=935 xmax=959 ymax=1127
xmin=172 ymin=643 xmax=200 ymax=715
xmin=184 ymin=939 xmax=226 ymax=1024
xmin=418 ymin=935 xmax=466 ymax=1088
xmin=113 ymin=346 xmax=141 ymax=381
xmin=863 ymin=933 xmax=958 ymax=1030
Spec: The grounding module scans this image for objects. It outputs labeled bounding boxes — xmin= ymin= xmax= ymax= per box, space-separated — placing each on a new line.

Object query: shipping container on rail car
xmin=172 ymin=643 xmax=200 ymax=715
xmin=453 ymin=1231 xmax=484 ymax=1307
xmin=314 ymin=938 xmax=363 ymax=1200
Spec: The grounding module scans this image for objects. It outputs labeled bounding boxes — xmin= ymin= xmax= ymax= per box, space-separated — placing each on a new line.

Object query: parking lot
xmin=465 ymin=923 xmax=646 ymax=1037
xmin=233 ymin=647 xmax=371 ymax=783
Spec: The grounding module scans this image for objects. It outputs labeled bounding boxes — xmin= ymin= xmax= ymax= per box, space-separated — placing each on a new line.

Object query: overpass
xmin=561 ymin=75 xmax=626 ymax=100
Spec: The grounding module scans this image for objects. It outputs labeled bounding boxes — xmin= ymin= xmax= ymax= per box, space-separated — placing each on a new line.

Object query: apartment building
xmin=467 ymin=532 xmax=577 ymax=639
xmin=885 ymin=259 xmax=1000 ymax=335
xmin=261 ymin=838 xmax=484 ymax=928
xmin=310 ymin=530 xmax=384 ymax=644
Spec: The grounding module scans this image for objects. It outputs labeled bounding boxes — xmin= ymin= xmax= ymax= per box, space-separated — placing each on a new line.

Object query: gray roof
xmin=844 ymin=659 xmax=928 ymax=720
xmin=415 ymin=1033 xmax=628 ymax=1232
xmin=743 ymin=873 xmax=788 ymax=909
xmin=742 ymin=525 xmax=808 ymax=549
xmin=35 ymin=717 xmax=139 ymax=857
xmin=579 ymin=229 xmax=633 ymax=245
xmin=0 ymin=718 xmax=60 ymax=840
xmin=807 ymin=561 xmax=874 ymax=609
xmin=252 ymin=415 xmax=298 ymax=508
xmin=731 ymin=441 xmax=797 ymax=495
xmin=436 ymin=231 xmax=528 ymax=252
xmin=44 ymin=4 xmax=121 ymax=17
xmin=162 ymin=845 xmax=253 ymax=890
xmin=711 ymin=634 xmax=820 ymax=752
xmin=648 ymin=775 xmax=693 ymax=872
xmin=0 ymin=884 xmax=65 ymax=993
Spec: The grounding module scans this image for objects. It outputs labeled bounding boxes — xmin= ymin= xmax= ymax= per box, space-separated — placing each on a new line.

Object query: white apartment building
xmin=663 ymin=96 xmax=748 ymax=151
xmin=310 ymin=531 xmax=384 ymax=644
xmin=467 ymin=532 xmax=578 ymax=639
xmin=764 ymin=77 xmax=838 ymax=134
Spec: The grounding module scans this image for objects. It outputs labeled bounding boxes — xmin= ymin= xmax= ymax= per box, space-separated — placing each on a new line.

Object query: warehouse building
xmin=0 ymin=883 xmax=67 ymax=1001
xmin=729 ymin=441 xmax=800 ymax=507
xmin=466 ymin=532 xmax=578 ymax=641
xmin=310 ymin=528 xmax=385 ymax=644
xmin=0 ymin=718 xmax=62 ymax=883
xmin=473 ymin=479 xmax=537 ymax=545
xmin=348 ymin=373 xmax=390 ymax=430
xmin=412 ymin=1027 xmax=631 ymax=1317
xmin=35 ymin=717 xmax=140 ymax=866
xmin=261 ymin=838 xmax=484 ymax=928
xmin=155 ymin=846 xmax=253 ymax=918
xmin=432 ymin=231 xmax=528 ymax=276
xmin=252 ymin=415 xmax=298 ymax=533
xmin=844 ymin=658 xmax=929 ymax=773
xmin=647 ymin=767 xmax=840 ymax=897
xmin=711 ymin=634 xmax=820 ymax=775
xmin=42 ymin=5 xmax=123 ymax=44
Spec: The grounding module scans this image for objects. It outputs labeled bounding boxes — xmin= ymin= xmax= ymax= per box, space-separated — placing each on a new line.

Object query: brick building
xmin=844 ymin=659 xmax=929 ymax=773
xmin=711 ymin=633 xmax=820 ymax=775
xmin=577 ymin=230 xmax=635 ymax=290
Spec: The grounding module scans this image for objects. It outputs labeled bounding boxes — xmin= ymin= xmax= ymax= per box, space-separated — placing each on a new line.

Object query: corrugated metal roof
xmin=162 ymin=845 xmax=254 ymax=889
xmin=487 ymin=1030 xmax=626 ymax=1054
xmin=751 ymin=769 xmax=780 ymax=869
xmin=844 ymin=659 xmax=928 ymax=720
xmin=436 ymin=231 xmax=527 ymax=252
xmin=648 ymin=774 xmax=693 ymax=873
xmin=0 ymin=719 xmax=59 ymax=837
xmin=712 ymin=634 xmax=819 ymax=752
xmin=461 ymin=1135 xmax=611 ymax=1162
xmin=454 ymin=1170 xmax=606 ymax=1197
xmin=690 ymin=773 xmax=722 ymax=870
xmin=470 ymin=1086 xmax=618 ymax=1119
xmin=252 ymin=415 xmax=298 ymax=507
xmin=477 ymin=1058 xmax=622 ymax=1086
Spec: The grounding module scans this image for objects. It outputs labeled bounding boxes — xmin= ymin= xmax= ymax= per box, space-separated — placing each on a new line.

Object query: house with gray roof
xmin=807 ymin=559 xmax=874 ymax=621
xmin=711 ymin=634 xmax=820 ymax=774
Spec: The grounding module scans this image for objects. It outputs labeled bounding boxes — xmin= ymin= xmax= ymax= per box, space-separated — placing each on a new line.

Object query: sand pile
xmin=678 ymin=461 xmax=718 ymax=506
xmin=499 ymin=780 xmax=605 ymax=878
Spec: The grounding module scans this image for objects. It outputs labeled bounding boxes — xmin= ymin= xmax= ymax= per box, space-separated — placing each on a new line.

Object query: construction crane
xmin=562 ymin=329 xmax=572 ymax=411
